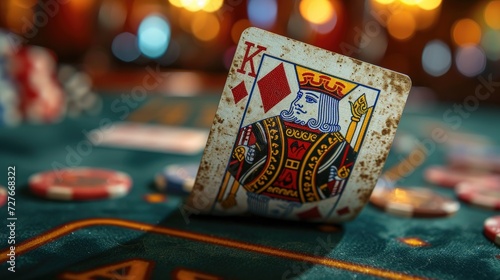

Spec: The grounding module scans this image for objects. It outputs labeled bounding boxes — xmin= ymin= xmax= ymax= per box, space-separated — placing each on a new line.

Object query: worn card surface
xmin=188 ymin=27 xmax=411 ymax=223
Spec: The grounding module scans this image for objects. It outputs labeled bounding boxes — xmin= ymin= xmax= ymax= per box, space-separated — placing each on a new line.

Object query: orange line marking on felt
xmin=60 ymin=259 xmax=153 ymax=280
xmin=0 ymin=218 xmax=427 ymax=280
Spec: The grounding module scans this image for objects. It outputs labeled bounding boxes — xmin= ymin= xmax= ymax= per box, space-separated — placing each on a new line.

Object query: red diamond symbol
xmin=231 ymin=81 xmax=248 ymax=104
xmin=257 ymin=63 xmax=291 ymax=113
xmin=336 ymin=206 xmax=350 ymax=216
xmin=296 ymin=206 xmax=322 ymax=220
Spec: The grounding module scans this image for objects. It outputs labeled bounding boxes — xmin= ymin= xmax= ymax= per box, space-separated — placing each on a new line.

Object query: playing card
xmin=187 ymin=27 xmax=411 ymax=223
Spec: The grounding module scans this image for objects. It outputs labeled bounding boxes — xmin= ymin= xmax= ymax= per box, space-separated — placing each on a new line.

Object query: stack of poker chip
xmin=58 ymin=64 xmax=102 ymax=118
xmin=155 ymin=163 xmax=199 ymax=195
xmin=0 ymin=32 xmax=22 ymax=126
xmin=10 ymin=46 xmax=66 ymax=124
xmin=0 ymin=30 xmax=99 ymax=125
xmin=369 ymin=133 xmax=461 ymax=218
xmin=424 ymin=146 xmax=500 ymax=210
xmin=0 ymin=74 xmax=22 ymax=126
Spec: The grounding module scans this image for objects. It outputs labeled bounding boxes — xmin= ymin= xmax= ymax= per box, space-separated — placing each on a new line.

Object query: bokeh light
xmin=138 ymin=15 xmax=171 ymax=58
xmin=310 ymin=11 xmax=337 ymax=34
xmin=400 ymin=0 xmax=420 ymax=5
xmin=387 ymin=10 xmax=416 ymax=40
xmin=98 ymin=0 xmax=127 ymax=31
xmin=181 ymin=0 xmax=205 ymax=12
xmin=203 ymin=0 xmax=224 ymax=12
xmin=417 ymin=0 xmax=442 ymax=10
xmin=455 ymin=45 xmax=487 ymax=77
xmin=422 ymin=40 xmax=452 ymax=77
xmin=248 ymin=0 xmax=277 ymax=29
xmin=169 ymin=0 xmax=183 ymax=8
xmin=452 ymin=18 xmax=481 ymax=46
xmin=484 ymin=0 xmax=500 ymax=30
xmin=374 ymin=0 xmax=395 ymax=4
xmin=359 ymin=28 xmax=388 ymax=63
xmin=178 ymin=9 xmax=194 ymax=33
xmin=414 ymin=7 xmax=440 ymax=30
xmin=300 ymin=0 xmax=335 ymax=25
xmin=112 ymin=32 xmax=140 ymax=62
xmin=6 ymin=0 xmax=36 ymax=33
xmin=8 ymin=0 xmax=37 ymax=9
xmin=482 ymin=29 xmax=500 ymax=60
xmin=177 ymin=0 xmax=222 ymax=12
xmin=191 ymin=12 xmax=220 ymax=41
xmin=158 ymin=40 xmax=181 ymax=66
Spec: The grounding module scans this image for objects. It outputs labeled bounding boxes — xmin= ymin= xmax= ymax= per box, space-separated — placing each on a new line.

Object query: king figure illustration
xmin=218 ymin=65 xmax=370 ymax=217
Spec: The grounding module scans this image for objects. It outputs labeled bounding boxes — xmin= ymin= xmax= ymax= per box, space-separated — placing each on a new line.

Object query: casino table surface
xmin=0 ymin=94 xmax=499 ymax=280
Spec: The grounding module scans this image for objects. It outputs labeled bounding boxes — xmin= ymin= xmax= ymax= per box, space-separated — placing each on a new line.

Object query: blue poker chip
xmin=155 ymin=164 xmax=199 ymax=194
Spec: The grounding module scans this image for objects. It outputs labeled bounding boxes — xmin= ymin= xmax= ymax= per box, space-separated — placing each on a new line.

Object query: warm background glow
xmin=0 ymin=0 xmax=499 ymax=104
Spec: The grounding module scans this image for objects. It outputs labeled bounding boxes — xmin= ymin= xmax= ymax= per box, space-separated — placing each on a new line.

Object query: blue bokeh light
xmin=248 ymin=0 xmax=277 ymax=29
xmin=138 ymin=15 xmax=171 ymax=58
xmin=111 ymin=32 xmax=140 ymax=62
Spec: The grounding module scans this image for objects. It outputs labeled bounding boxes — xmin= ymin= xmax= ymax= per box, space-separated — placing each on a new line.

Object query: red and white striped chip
xmin=29 ymin=168 xmax=132 ymax=201
xmin=484 ymin=216 xmax=500 ymax=246
xmin=456 ymin=181 xmax=500 ymax=210
xmin=424 ymin=165 xmax=500 ymax=188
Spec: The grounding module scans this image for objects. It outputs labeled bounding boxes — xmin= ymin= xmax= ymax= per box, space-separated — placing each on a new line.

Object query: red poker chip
xmin=0 ymin=186 xmax=7 ymax=207
xmin=484 ymin=216 xmax=500 ymax=246
xmin=29 ymin=168 xmax=132 ymax=201
xmin=370 ymin=187 xmax=460 ymax=218
xmin=456 ymin=181 xmax=500 ymax=210
xmin=424 ymin=165 xmax=500 ymax=188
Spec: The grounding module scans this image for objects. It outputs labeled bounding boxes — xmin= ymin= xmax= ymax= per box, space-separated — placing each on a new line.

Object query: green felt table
xmin=0 ymin=94 xmax=499 ymax=280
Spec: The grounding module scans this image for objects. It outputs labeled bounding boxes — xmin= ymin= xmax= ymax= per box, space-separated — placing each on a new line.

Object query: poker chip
xmin=424 ymin=165 xmax=499 ymax=188
xmin=0 ymin=79 xmax=21 ymax=127
xmin=484 ymin=216 xmax=500 ymax=246
xmin=0 ymin=41 xmax=22 ymax=127
xmin=456 ymin=181 xmax=500 ymax=210
xmin=29 ymin=168 xmax=132 ymax=201
xmin=447 ymin=148 xmax=500 ymax=173
xmin=11 ymin=46 xmax=66 ymax=124
xmin=155 ymin=164 xmax=198 ymax=194
xmin=0 ymin=186 xmax=7 ymax=207
xmin=58 ymin=64 xmax=102 ymax=117
xmin=370 ymin=187 xmax=460 ymax=217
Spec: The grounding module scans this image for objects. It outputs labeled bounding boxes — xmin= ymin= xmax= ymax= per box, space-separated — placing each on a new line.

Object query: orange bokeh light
xmin=452 ymin=18 xmax=481 ymax=46
xmin=417 ymin=0 xmax=442 ymax=10
xmin=191 ymin=12 xmax=220 ymax=41
xmin=387 ymin=10 xmax=416 ymax=40
xmin=484 ymin=0 xmax=500 ymax=30
xmin=299 ymin=0 xmax=335 ymax=25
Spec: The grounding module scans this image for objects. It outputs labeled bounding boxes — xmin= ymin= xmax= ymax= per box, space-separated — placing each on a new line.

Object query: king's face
xmin=291 ymin=90 xmax=320 ymax=124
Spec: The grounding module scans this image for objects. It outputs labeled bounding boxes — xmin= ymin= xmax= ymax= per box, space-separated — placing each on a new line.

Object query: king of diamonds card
xmin=187 ymin=28 xmax=411 ymax=223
